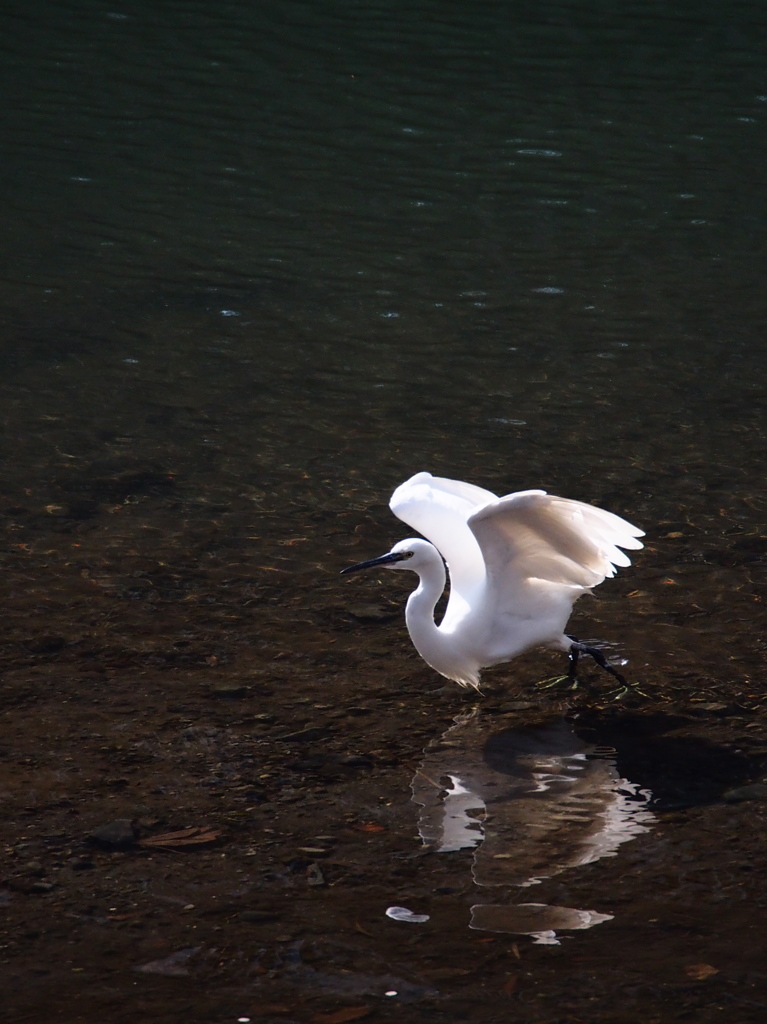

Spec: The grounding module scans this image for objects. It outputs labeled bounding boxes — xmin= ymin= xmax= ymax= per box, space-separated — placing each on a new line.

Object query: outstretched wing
xmin=467 ymin=491 xmax=644 ymax=604
xmin=390 ymin=472 xmax=498 ymax=600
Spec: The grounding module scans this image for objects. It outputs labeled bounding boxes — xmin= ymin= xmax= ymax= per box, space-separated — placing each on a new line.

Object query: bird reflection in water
xmin=411 ymin=712 xmax=654 ymax=944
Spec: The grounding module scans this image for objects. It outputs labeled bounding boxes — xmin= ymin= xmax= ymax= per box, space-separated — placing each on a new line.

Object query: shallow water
xmin=2 ymin=1 xmax=767 ymax=1022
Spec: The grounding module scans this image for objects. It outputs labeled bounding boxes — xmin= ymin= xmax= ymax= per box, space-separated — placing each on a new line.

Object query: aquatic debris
xmin=137 ymin=826 xmax=220 ymax=849
xmin=385 ymin=906 xmax=430 ymax=923
xmin=310 ymin=1008 xmax=371 ymax=1024
xmin=685 ymin=963 xmax=719 ymax=980
xmin=502 ymin=974 xmax=520 ymax=995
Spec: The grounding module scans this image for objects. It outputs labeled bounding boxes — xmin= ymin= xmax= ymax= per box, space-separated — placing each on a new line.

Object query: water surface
xmin=2 ymin=2 xmax=767 ymax=1021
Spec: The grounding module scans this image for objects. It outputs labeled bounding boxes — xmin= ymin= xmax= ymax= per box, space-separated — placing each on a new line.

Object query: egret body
xmin=341 ymin=472 xmax=644 ymax=689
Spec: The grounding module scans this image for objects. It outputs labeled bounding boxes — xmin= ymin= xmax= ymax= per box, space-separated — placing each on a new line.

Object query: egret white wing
xmin=468 ymin=491 xmax=644 ymax=600
xmin=390 ymin=472 xmax=498 ymax=600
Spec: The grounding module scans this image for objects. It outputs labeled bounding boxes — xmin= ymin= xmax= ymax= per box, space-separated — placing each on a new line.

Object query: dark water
xmin=2 ymin=2 xmax=767 ymax=1022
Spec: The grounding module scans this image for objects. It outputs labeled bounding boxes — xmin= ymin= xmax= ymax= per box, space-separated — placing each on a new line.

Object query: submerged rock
xmin=722 ymin=782 xmax=767 ymax=803
xmin=88 ymin=819 xmax=138 ymax=850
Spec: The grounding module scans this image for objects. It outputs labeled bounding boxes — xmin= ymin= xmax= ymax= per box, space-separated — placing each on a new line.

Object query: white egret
xmin=341 ymin=472 xmax=644 ymax=690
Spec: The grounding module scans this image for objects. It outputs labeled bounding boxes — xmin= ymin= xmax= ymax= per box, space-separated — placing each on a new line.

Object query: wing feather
xmin=468 ymin=492 xmax=644 ymax=600
xmin=390 ymin=476 xmax=643 ymax=642
xmin=390 ymin=472 xmax=497 ymax=600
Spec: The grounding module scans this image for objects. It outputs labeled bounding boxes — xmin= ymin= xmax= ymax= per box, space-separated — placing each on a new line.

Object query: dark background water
xmin=3 ymin=0 xmax=765 ymax=671
xmin=3 ymin=0 xmax=767 ymax=435
xmin=2 ymin=2 xmax=767 ymax=1021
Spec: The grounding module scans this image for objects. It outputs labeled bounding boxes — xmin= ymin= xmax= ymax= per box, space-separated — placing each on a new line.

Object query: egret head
xmin=341 ymin=537 xmax=437 ymax=575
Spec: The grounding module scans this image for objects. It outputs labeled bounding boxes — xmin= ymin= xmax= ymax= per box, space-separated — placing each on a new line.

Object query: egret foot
xmin=565 ymin=635 xmax=647 ymax=699
xmin=566 ymin=636 xmax=627 ymax=686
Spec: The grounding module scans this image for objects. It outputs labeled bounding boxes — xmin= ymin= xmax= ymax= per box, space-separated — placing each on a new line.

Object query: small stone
xmin=137 ymin=816 xmax=163 ymax=829
xmin=21 ymin=861 xmax=45 ymax=876
xmin=88 ymin=819 xmax=138 ymax=850
xmin=306 ymin=863 xmax=326 ymax=886
xmin=348 ymin=604 xmax=396 ymax=622
xmin=343 ymin=755 xmax=373 ymax=769
xmin=70 ymin=857 xmax=94 ymax=871
xmin=424 ymin=967 xmax=471 ymax=981
xmin=722 ymin=783 xmax=767 ymax=803
xmin=239 ymin=909 xmax=280 ymax=923
xmin=135 ymin=946 xmax=200 ymax=976
xmin=208 ymin=684 xmax=250 ymax=699
xmin=29 ymin=881 xmax=56 ymax=894
xmin=24 ymin=635 xmax=66 ymax=654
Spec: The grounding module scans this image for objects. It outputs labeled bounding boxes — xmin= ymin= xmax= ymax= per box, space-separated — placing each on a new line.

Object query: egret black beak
xmin=340 ymin=551 xmax=410 ymax=574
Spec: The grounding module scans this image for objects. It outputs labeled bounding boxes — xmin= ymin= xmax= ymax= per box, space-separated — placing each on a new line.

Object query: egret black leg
xmin=567 ymin=642 xmax=580 ymax=682
xmin=565 ymin=634 xmax=628 ymax=688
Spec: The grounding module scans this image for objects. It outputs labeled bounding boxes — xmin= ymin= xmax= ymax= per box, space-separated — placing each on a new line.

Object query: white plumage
xmin=342 ymin=472 xmax=644 ymax=689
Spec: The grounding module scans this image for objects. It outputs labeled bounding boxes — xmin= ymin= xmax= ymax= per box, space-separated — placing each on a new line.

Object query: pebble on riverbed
xmin=88 ymin=819 xmax=138 ymax=850
xmin=722 ymin=782 xmax=767 ymax=803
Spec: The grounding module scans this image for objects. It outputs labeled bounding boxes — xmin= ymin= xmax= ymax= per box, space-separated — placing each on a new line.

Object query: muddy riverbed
xmin=2 ymin=408 xmax=766 ymax=1023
